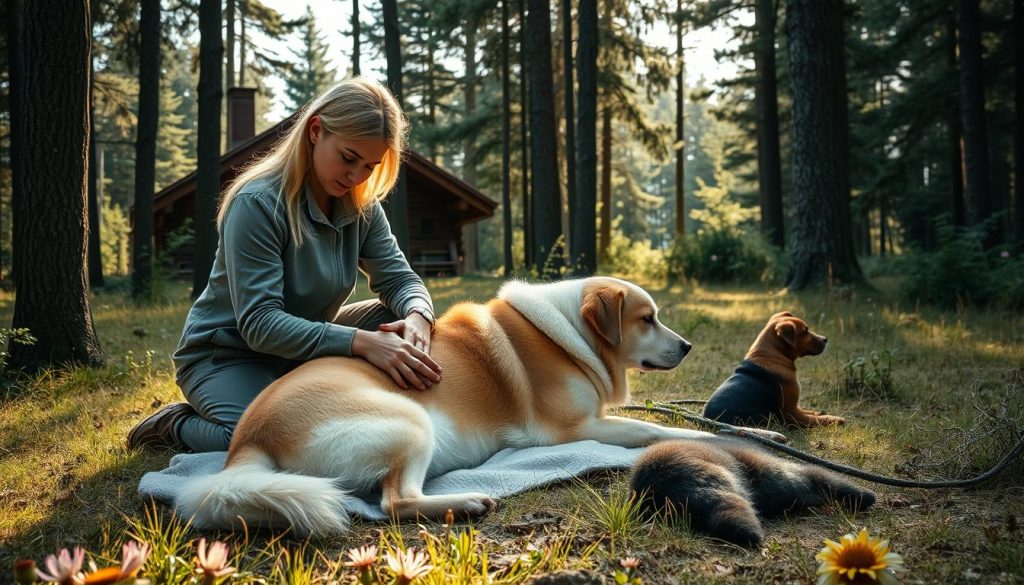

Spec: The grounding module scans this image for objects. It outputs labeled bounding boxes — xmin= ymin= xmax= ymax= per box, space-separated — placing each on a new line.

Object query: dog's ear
xmin=582 ymin=286 xmax=624 ymax=347
xmin=774 ymin=321 xmax=797 ymax=346
xmin=772 ymin=311 xmax=794 ymax=319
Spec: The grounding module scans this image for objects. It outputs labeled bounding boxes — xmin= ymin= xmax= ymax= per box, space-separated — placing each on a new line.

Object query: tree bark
xmin=519 ymin=0 xmax=532 ymax=268
xmin=674 ymin=0 xmax=685 ymax=237
xmin=527 ymin=0 xmax=562 ymax=274
xmin=237 ymin=0 xmax=245 ymax=87
xmin=8 ymin=0 xmax=104 ymax=370
xmin=562 ymin=0 xmax=579 ymax=270
xmin=957 ymin=0 xmax=993 ymax=234
xmin=1014 ymin=0 xmax=1024 ymax=241
xmin=352 ymin=0 xmax=360 ymax=76
xmin=784 ymin=0 xmax=862 ymax=289
xmin=193 ymin=0 xmax=223 ymax=297
xmin=133 ymin=0 xmax=160 ymax=299
xmin=462 ymin=21 xmax=479 ymax=273
xmin=600 ymin=106 xmax=612 ymax=262
xmin=574 ymin=0 xmax=597 ymax=275
xmin=226 ymin=0 xmax=235 ymax=88
xmin=88 ymin=47 xmax=104 ymax=289
xmin=382 ymin=0 xmax=408 ymax=255
xmin=947 ymin=9 xmax=966 ymax=228
xmin=502 ymin=0 xmax=514 ymax=276
xmin=755 ymin=0 xmax=784 ymax=248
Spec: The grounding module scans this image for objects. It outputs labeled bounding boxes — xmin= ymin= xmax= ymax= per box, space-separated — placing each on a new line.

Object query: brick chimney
xmin=226 ymin=87 xmax=257 ymax=149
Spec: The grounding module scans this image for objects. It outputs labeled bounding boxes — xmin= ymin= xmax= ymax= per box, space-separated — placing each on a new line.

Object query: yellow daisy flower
xmin=816 ymin=528 xmax=904 ymax=585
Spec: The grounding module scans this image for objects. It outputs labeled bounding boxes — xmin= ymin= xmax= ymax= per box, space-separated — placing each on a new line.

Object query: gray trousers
xmin=175 ymin=299 xmax=397 ymax=452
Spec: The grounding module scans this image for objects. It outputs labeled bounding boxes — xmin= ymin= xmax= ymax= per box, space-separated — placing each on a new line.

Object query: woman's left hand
xmin=377 ymin=312 xmax=433 ymax=355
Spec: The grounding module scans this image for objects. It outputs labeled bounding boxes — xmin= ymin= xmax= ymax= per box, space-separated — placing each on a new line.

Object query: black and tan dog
xmin=630 ymin=437 xmax=876 ymax=547
xmin=703 ymin=311 xmax=844 ymax=428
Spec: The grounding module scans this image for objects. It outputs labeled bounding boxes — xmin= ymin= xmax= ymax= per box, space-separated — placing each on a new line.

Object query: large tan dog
xmin=176 ymin=277 xmax=782 ymax=535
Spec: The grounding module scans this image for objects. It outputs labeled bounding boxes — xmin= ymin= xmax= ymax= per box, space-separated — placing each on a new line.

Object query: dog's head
xmin=581 ymin=277 xmax=691 ymax=371
xmin=766 ymin=311 xmax=828 ymax=357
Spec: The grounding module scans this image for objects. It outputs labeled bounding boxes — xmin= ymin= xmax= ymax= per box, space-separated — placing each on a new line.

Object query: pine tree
xmin=282 ymin=6 xmax=336 ymax=112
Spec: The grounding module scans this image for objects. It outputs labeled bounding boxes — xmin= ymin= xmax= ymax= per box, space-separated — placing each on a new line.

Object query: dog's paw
xmin=459 ymin=492 xmax=498 ymax=517
xmin=815 ymin=415 xmax=845 ymax=426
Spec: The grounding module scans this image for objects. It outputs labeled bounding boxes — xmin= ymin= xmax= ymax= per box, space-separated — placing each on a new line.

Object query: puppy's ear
xmin=582 ymin=286 xmax=624 ymax=347
xmin=774 ymin=321 xmax=797 ymax=346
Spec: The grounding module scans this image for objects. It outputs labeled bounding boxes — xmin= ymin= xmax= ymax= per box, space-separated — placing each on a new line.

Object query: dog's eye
xmin=642 ymin=315 xmax=655 ymax=325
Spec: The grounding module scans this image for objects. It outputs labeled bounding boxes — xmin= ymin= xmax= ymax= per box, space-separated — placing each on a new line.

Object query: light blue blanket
xmin=138 ymin=440 xmax=646 ymax=521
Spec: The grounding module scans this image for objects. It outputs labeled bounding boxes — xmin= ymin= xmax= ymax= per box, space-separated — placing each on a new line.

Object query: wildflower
xmin=816 ymin=528 xmax=904 ymax=585
xmin=385 ymin=548 xmax=433 ymax=584
xmin=344 ymin=545 xmax=379 ymax=585
xmin=77 ymin=540 xmax=150 ymax=585
xmin=619 ymin=557 xmax=640 ymax=570
xmin=194 ymin=538 xmax=235 ymax=584
xmin=615 ymin=556 xmax=643 ymax=584
xmin=35 ymin=547 xmax=85 ymax=585
xmin=14 ymin=559 xmax=37 ymax=584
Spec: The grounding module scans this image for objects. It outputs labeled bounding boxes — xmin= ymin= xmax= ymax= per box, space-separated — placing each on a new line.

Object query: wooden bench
xmin=412 ymin=240 xmax=461 ymax=277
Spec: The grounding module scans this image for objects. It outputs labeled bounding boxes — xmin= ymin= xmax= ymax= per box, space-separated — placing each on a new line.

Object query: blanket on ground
xmin=138 ymin=440 xmax=645 ymax=521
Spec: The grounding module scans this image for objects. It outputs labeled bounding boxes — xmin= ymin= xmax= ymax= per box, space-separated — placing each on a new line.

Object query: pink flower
xmin=385 ymin=548 xmax=433 ymax=584
xmin=35 ymin=547 xmax=85 ymax=584
xmin=344 ymin=544 xmax=379 ymax=569
xmin=195 ymin=538 xmax=235 ymax=583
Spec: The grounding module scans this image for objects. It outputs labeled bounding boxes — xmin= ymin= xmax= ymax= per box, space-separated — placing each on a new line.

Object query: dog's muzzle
xmin=642 ymin=339 xmax=692 ymax=370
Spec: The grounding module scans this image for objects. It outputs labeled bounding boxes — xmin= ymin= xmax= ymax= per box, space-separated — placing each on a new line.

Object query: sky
xmin=258 ymin=0 xmax=751 ymax=120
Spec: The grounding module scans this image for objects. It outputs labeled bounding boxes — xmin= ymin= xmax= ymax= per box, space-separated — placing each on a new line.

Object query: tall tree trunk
xmin=755 ymin=0 xmax=784 ymax=248
xmin=784 ymin=0 xmax=862 ymax=289
xmin=382 ymin=0 xmax=408 ymax=255
xmin=352 ymin=0 xmax=360 ymax=76
xmin=462 ymin=22 xmax=479 ymax=273
xmin=1015 ymin=0 xmax=1024 ymax=242
xmin=574 ymin=0 xmax=597 ymax=275
xmin=674 ymin=0 xmax=685 ymax=237
xmin=427 ymin=29 xmax=438 ymax=163
xmin=947 ymin=9 xmax=966 ymax=227
xmin=519 ymin=0 xmax=532 ymax=268
xmin=8 ymin=0 xmax=104 ymax=370
xmin=238 ymin=0 xmax=247 ymax=87
xmin=600 ymin=106 xmax=611 ymax=261
xmin=193 ymin=0 xmax=223 ymax=297
xmin=226 ymin=0 xmax=235 ymax=88
xmin=526 ymin=0 xmax=562 ymax=274
xmin=88 ymin=47 xmax=104 ymax=289
xmin=502 ymin=0 xmax=513 ymax=276
xmin=133 ymin=0 xmax=160 ymax=300
xmin=562 ymin=0 xmax=578 ymax=269
xmin=957 ymin=0 xmax=993 ymax=235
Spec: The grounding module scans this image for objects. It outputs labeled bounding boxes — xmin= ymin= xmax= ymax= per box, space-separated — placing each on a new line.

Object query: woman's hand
xmin=380 ymin=312 xmax=433 ymax=353
xmin=352 ymin=320 xmax=441 ymax=390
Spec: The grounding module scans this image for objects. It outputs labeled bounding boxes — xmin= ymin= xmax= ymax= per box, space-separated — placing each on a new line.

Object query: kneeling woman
xmin=128 ymin=78 xmax=442 ymax=452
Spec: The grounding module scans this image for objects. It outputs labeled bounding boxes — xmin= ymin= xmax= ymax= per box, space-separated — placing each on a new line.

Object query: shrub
xmin=600 ymin=230 xmax=669 ymax=283
xmin=666 ymin=228 xmax=778 ymax=284
xmin=899 ymin=221 xmax=1024 ymax=310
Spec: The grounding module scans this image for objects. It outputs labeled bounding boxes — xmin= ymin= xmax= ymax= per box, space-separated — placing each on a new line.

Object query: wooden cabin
xmin=151 ymin=88 xmax=497 ymax=277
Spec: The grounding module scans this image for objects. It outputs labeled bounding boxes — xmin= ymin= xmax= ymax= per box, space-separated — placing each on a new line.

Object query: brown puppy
xmin=703 ymin=311 xmax=844 ymax=428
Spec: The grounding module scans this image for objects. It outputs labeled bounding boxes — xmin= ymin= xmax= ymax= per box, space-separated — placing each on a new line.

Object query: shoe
xmin=127 ymin=402 xmax=194 ymax=450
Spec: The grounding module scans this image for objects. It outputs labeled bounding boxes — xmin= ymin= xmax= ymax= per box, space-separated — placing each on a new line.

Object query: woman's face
xmin=308 ymin=115 xmax=389 ymax=199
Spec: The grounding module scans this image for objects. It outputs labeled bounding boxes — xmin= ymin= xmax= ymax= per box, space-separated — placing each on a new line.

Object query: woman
xmin=128 ymin=78 xmax=442 ymax=452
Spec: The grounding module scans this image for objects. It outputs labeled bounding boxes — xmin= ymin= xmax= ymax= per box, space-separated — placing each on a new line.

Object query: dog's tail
xmin=174 ymin=447 xmax=353 ymax=536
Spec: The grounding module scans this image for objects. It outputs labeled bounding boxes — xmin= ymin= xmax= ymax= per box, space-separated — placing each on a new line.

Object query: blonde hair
xmin=217 ymin=77 xmax=409 ymax=246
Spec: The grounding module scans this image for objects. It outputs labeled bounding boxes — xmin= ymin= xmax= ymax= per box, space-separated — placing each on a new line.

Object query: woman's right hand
xmin=351 ymin=329 xmax=442 ymax=391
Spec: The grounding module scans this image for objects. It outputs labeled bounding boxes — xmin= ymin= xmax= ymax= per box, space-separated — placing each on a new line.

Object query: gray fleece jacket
xmin=173 ymin=177 xmax=433 ymax=374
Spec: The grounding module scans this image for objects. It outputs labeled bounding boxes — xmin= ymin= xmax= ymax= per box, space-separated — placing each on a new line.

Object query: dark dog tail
xmin=630 ymin=440 xmax=764 ymax=547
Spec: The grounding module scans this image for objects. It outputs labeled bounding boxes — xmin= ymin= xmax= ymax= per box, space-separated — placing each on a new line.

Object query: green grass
xmin=2 ymin=273 xmax=1023 ymax=583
